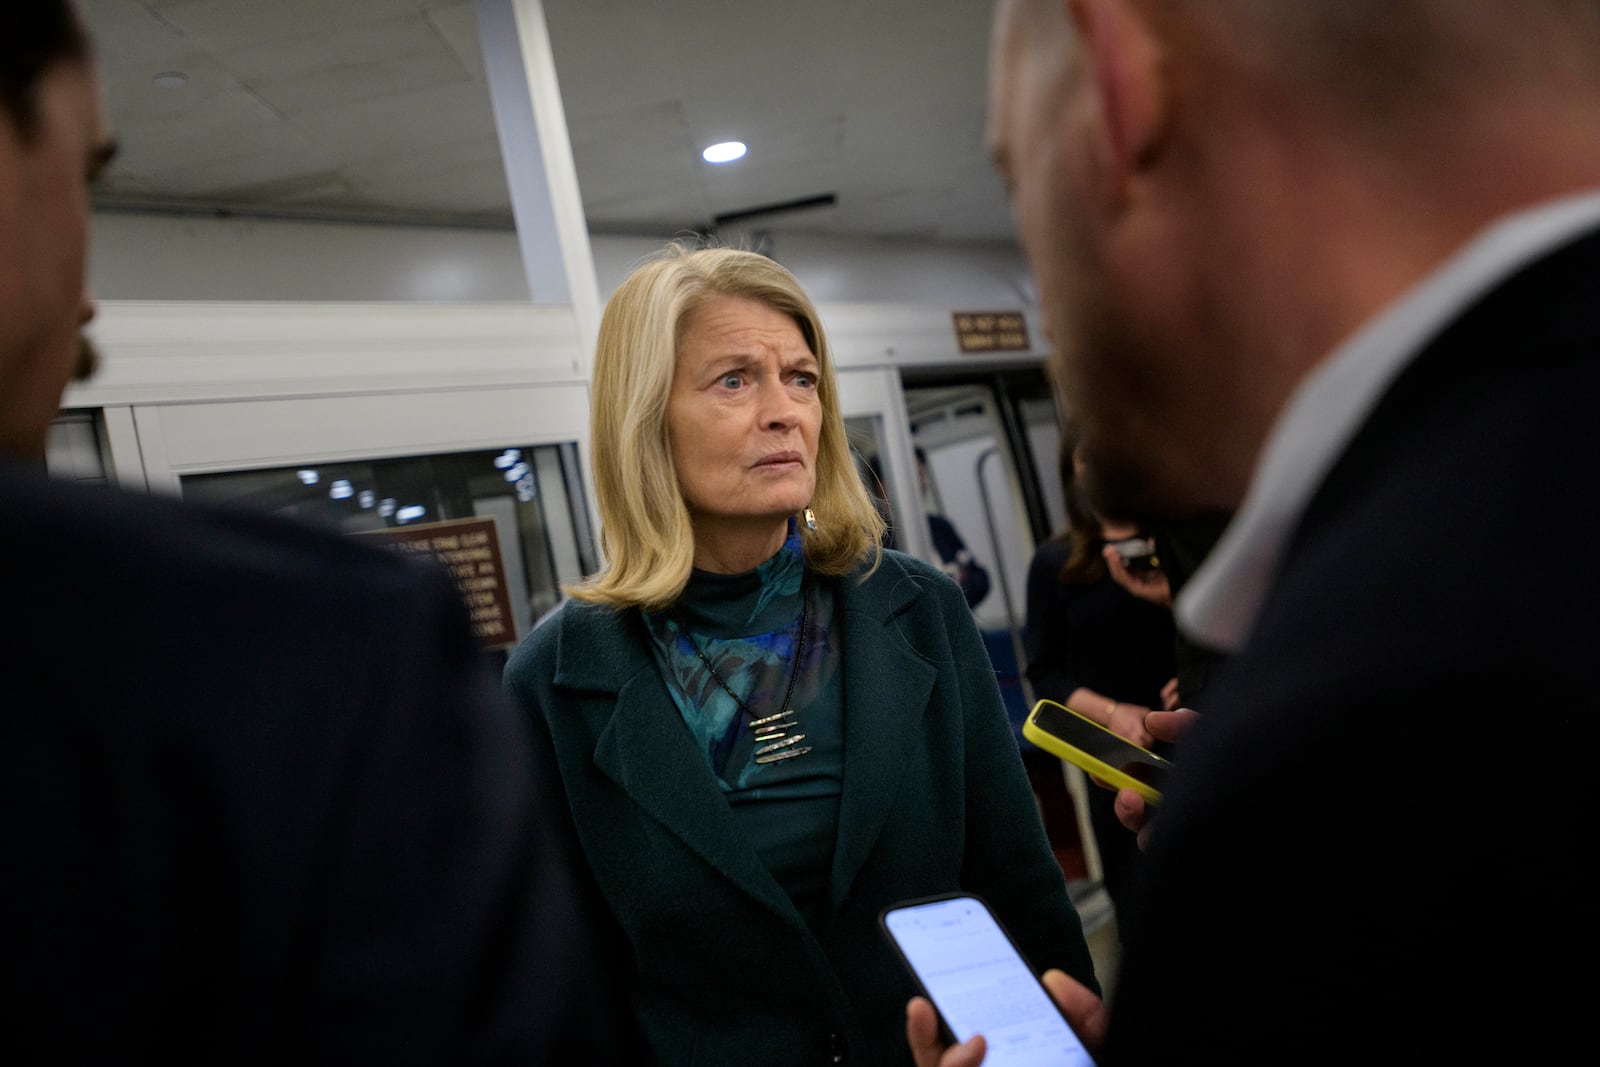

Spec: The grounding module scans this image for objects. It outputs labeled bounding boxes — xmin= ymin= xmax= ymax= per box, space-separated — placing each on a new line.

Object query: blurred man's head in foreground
xmin=987 ymin=0 xmax=1600 ymax=521
xmin=0 ymin=1 xmax=113 ymax=462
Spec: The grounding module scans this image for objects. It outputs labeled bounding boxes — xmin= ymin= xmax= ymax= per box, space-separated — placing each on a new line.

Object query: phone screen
xmin=882 ymin=895 xmax=1096 ymax=1067
xmin=1028 ymin=699 xmax=1172 ymax=796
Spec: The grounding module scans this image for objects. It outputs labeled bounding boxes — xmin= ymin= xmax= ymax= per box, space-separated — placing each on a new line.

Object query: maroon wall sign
xmin=354 ymin=516 xmax=518 ymax=651
xmin=953 ymin=311 xmax=1031 ymax=353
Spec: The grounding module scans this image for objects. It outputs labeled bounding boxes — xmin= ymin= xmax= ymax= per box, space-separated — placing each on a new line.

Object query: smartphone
xmin=882 ymin=893 xmax=1096 ymax=1066
xmin=1105 ymin=535 xmax=1160 ymax=572
xmin=1022 ymin=698 xmax=1173 ymax=806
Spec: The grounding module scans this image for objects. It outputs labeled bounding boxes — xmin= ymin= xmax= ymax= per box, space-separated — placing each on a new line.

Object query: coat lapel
xmin=829 ymin=558 xmax=940 ymax=909
xmin=555 ymin=605 xmax=799 ymax=922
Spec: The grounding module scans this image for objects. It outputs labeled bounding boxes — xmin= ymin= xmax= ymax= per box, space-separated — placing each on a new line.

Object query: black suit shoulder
xmin=1104 ymin=230 xmax=1600 ymax=1063
xmin=14 ymin=465 xmax=457 ymax=627
xmin=2 ymin=466 xmax=626 ymax=1063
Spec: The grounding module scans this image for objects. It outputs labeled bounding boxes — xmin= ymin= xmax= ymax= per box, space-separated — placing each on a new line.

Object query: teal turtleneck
xmin=643 ymin=522 xmax=844 ymax=931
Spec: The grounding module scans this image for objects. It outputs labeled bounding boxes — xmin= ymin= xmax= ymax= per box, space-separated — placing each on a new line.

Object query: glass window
xmin=845 ymin=414 xmax=901 ymax=546
xmin=45 ymin=410 xmax=110 ymax=487
xmin=182 ymin=444 xmax=596 ymax=652
xmin=1018 ymin=393 xmax=1065 ymax=535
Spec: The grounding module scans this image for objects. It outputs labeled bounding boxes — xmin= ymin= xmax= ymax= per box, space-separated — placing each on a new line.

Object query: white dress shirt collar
xmin=1177 ymin=189 xmax=1600 ymax=653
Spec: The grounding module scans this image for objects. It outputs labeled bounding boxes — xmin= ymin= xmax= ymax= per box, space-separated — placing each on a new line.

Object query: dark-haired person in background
xmin=2 ymin=4 xmax=623 ymax=1060
xmin=1023 ymin=429 xmax=1173 ymax=945
xmin=1098 ymin=508 xmax=1231 ymax=713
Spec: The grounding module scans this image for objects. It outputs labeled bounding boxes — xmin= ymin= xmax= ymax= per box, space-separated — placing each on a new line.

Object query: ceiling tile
xmin=218 ymin=14 xmax=457 ymax=86
xmin=248 ymin=51 xmax=472 ymax=116
xmin=79 ymin=0 xmax=189 ymax=64
xmin=83 ymin=0 xmax=1021 ymax=241
xmin=147 ymin=0 xmax=407 ymax=51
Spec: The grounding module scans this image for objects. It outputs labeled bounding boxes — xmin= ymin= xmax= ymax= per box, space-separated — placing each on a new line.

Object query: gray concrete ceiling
xmin=82 ymin=0 xmax=1013 ymax=243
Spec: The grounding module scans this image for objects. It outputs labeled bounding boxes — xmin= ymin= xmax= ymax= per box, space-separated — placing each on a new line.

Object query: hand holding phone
xmin=884 ymin=893 xmax=1096 ymax=1067
xmin=1104 ymin=535 xmax=1160 ymax=572
xmin=1100 ymin=543 xmax=1172 ymax=607
xmin=1022 ymin=699 xmax=1174 ymax=806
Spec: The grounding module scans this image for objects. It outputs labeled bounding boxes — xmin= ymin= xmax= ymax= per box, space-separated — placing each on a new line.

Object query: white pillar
xmin=475 ymin=0 xmax=601 ymax=368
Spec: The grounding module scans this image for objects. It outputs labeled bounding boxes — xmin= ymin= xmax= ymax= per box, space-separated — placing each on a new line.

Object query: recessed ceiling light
xmin=702 ymin=141 xmax=747 ymax=164
xmin=152 ymin=71 xmax=189 ymax=90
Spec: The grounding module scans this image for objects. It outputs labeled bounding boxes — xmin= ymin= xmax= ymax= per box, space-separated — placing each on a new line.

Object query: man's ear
xmin=1067 ymin=0 xmax=1167 ymax=200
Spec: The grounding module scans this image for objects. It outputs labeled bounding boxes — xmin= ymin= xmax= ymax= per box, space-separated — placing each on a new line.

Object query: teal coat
xmin=504 ymin=550 xmax=1097 ymax=1066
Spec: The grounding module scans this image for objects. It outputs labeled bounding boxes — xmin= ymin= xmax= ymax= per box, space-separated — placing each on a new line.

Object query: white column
xmin=475 ymin=0 xmax=601 ymax=367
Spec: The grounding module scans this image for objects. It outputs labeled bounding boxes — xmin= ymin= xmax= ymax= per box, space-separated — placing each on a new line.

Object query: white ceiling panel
xmin=216 ymin=15 xmax=457 ymax=87
xmin=110 ymin=87 xmax=286 ymax=156
xmin=85 ymin=0 xmax=1020 ymax=243
xmin=142 ymin=0 xmax=410 ymax=51
xmin=82 ymin=0 xmax=190 ymax=64
xmin=422 ymin=1 xmax=489 ymax=78
xmin=99 ymin=53 xmax=246 ymax=121
xmin=131 ymin=136 xmax=335 ymax=199
xmin=248 ymin=50 xmax=472 ymax=117
xmin=345 ymin=133 xmax=507 ymax=187
xmin=356 ymin=163 xmax=519 ymax=216
xmin=288 ymin=81 xmax=500 ymax=154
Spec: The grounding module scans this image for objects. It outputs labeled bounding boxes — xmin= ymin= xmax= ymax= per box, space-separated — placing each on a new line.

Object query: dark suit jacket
xmin=1 ymin=465 xmax=626 ymax=1064
xmin=505 ymin=549 xmax=1098 ymax=1066
xmin=1102 ymin=229 xmax=1600 ymax=1062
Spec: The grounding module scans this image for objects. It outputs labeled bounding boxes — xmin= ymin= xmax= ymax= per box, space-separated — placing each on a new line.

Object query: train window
xmin=45 ymin=410 xmax=111 ymax=487
xmin=846 ymin=414 xmax=906 ymax=547
xmin=1018 ymin=394 xmax=1066 ymax=535
xmin=181 ymin=443 xmax=596 ymax=651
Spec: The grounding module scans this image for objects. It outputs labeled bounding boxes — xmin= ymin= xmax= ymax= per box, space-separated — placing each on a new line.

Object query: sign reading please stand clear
xmin=355 ymin=516 xmax=517 ymax=651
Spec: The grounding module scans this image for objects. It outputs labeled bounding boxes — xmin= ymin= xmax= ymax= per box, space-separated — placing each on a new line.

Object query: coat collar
xmin=827 ymin=554 xmax=941 ymax=909
xmin=549 ymin=552 xmax=942 ymax=922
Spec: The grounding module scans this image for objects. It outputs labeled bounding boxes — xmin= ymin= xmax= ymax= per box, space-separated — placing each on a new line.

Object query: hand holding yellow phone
xmin=1023 ymin=698 xmax=1174 ymax=805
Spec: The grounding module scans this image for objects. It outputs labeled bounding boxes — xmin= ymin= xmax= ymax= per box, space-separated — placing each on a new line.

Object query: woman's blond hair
xmin=568 ymin=243 xmax=884 ymax=609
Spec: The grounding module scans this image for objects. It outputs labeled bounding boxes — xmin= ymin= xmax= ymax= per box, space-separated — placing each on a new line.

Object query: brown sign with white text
xmin=953 ymin=311 xmax=1031 ymax=354
xmin=354 ymin=516 xmax=517 ymax=651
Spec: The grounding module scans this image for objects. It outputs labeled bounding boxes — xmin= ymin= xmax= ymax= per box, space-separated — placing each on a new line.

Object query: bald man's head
xmin=987 ymin=0 xmax=1600 ymax=520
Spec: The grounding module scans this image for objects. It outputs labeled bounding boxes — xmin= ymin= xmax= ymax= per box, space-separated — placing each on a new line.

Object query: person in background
xmin=1100 ymin=511 xmax=1230 ymax=711
xmin=864 ymin=448 xmax=993 ymax=611
xmin=1023 ymin=428 xmax=1173 ymax=944
xmin=505 ymin=243 xmax=1098 ymax=1066
xmin=915 ymin=445 xmax=992 ymax=609
xmin=912 ymin=0 xmax=1600 ymax=1061
xmin=2 ymin=4 xmax=623 ymax=1060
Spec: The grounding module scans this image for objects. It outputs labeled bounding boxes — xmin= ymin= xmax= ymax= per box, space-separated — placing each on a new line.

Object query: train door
xmin=834 ymin=365 xmax=934 ymax=564
xmin=898 ymin=368 xmax=1107 ymax=894
xmin=44 ymin=409 xmax=115 ymax=489
xmin=900 ymin=367 xmax=1064 ymax=725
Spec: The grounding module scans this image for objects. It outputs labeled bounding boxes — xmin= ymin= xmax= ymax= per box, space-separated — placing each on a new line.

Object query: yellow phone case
xmin=1022 ymin=698 xmax=1170 ymax=806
